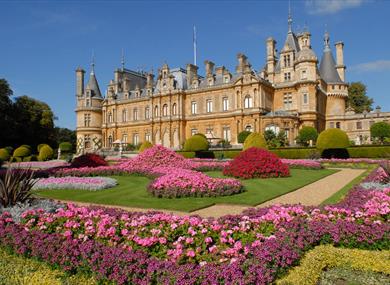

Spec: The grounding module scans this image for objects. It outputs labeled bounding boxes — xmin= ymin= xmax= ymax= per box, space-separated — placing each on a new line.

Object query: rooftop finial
xmin=121 ymin=48 xmax=125 ymax=71
xmin=288 ymin=0 xmax=293 ymax=33
xmin=91 ymin=50 xmax=95 ymax=75
xmin=324 ymin=26 xmax=331 ymax=52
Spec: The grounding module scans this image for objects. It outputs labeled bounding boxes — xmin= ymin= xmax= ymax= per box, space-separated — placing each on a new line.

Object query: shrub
xmin=37 ymin=144 xmax=49 ymax=152
xmin=195 ymin=150 xmax=215 ymax=159
xmin=0 ymin=148 xmax=10 ymax=162
xmin=238 ymin=131 xmax=252 ymax=143
xmin=223 ymin=147 xmax=290 ymax=179
xmin=59 ymin=142 xmax=73 ymax=153
xmin=270 ymin=148 xmax=316 ymax=159
xmin=10 ymin=157 xmax=22 ymax=163
xmin=296 ymin=126 xmax=318 ymax=146
xmin=139 ymin=141 xmax=153 ymax=153
xmin=38 ymin=145 xmax=54 ymax=161
xmin=23 ymin=155 xmax=38 ymax=162
xmin=243 ymin=132 xmax=267 ymax=150
xmin=4 ymin=147 xmax=13 ymax=155
xmin=71 ymin=153 xmax=107 ymax=168
xmin=370 ymin=121 xmax=390 ymax=144
xmin=176 ymin=151 xmax=196 ymax=158
xmin=317 ymin=128 xmax=350 ymax=150
xmin=321 ymin=148 xmax=350 ymax=159
xmin=183 ymin=134 xmax=209 ymax=151
xmin=13 ymin=146 xmax=31 ymax=158
xmin=348 ymin=146 xmax=390 ymax=158
xmin=21 ymin=144 xmax=32 ymax=151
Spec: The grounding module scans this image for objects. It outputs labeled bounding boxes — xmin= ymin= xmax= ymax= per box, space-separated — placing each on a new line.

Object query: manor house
xmin=75 ymin=14 xmax=390 ymax=152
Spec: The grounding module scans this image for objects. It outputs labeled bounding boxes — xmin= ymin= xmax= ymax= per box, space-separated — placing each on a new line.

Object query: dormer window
xmin=224 ymin=77 xmax=229 ymax=83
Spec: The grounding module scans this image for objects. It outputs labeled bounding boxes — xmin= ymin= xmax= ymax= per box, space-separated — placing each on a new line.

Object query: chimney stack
xmin=76 ymin=67 xmax=85 ymax=96
xmin=335 ymin=41 xmax=346 ymax=81
xmin=186 ymin=63 xmax=198 ymax=88
xmin=204 ymin=60 xmax=215 ymax=77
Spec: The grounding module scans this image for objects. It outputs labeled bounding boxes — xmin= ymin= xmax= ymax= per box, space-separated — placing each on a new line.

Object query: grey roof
xmin=296 ymin=47 xmax=317 ymax=61
xmin=319 ymin=50 xmax=343 ymax=83
xmin=86 ymin=71 xmax=102 ymax=98
xmin=170 ymin=68 xmax=188 ymax=89
xmin=281 ymin=31 xmax=300 ymax=53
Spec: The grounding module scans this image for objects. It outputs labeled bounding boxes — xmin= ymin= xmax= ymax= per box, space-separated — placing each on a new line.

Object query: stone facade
xmin=75 ymin=15 xmax=389 ymax=153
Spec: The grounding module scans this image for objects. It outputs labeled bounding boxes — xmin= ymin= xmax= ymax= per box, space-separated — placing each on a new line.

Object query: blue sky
xmin=1 ymin=0 xmax=389 ymax=129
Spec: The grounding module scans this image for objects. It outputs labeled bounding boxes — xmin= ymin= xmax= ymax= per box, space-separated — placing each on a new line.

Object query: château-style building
xmin=75 ymin=13 xmax=389 ymax=153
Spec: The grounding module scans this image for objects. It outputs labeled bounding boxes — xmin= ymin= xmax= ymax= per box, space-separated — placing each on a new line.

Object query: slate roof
xmin=86 ymin=71 xmax=102 ymax=98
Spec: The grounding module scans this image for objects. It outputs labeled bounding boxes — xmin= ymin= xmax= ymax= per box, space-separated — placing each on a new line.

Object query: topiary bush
xmin=223 ymin=147 xmax=290 ymax=179
xmin=243 ymin=132 xmax=267 ymax=150
xmin=183 ymin=134 xmax=209 ymax=152
xmin=13 ymin=146 xmax=31 ymax=158
xmin=238 ymin=131 xmax=252 ymax=143
xmin=37 ymin=144 xmax=49 ymax=153
xmin=71 ymin=153 xmax=108 ymax=168
xmin=139 ymin=141 xmax=153 ymax=153
xmin=0 ymin=148 xmax=10 ymax=162
xmin=59 ymin=142 xmax=73 ymax=153
xmin=38 ymin=145 xmax=54 ymax=161
xmin=317 ymin=129 xmax=350 ymax=150
xmin=21 ymin=145 xmax=32 ymax=151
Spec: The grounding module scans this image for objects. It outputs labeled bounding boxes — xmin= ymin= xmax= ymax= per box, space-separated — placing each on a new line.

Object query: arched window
xmin=244 ymin=95 xmax=253 ymax=108
xmin=245 ymin=125 xmax=253 ymax=132
xmin=133 ymin=108 xmax=138 ymax=121
xmin=145 ymin=107 xmax=150 ymax=119
xmin=162 ymin=104 xmax=168 ymax=117
xmin=172 ymin=103 xmax=177 ymax=115
xmin=122 ymin=109 xmax=127 ymax=122
xmin=154 ymin=105 xmax=159 ymax=117
xmin=265 ymin=124 xmax=280 ymax=134
xmin=108 ymin=112 xmax=113 ymax=123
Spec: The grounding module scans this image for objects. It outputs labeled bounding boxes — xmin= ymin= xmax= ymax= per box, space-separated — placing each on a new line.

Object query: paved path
xmin=56 ymin=168 xmax=365 ymax=219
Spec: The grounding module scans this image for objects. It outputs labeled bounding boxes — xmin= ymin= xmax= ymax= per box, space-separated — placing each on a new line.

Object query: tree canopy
xmin=296 ymin=126 xmax=318 ymax=146
xmin=370 ymin=122 xmax=390 ymax=144
xmin=347 ymin=82 xmax=374 ymax=113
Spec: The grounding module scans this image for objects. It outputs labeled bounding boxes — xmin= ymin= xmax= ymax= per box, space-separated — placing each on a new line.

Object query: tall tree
xmin=347 ymin=82 xmax=374 ymax=113
xmin=53 ymin=127 xmax=76 ymax=148
xmin=0 ymin=79 xmax=17 ymax=146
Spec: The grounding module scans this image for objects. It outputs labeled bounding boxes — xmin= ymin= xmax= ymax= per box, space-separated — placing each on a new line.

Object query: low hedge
xmin=276 ymin=245 xmax=390 ymax=285
xmin=176 ymin=151 xmax=196 ymax=158
xmin=348 ymin=145 xmax=390 ymax=158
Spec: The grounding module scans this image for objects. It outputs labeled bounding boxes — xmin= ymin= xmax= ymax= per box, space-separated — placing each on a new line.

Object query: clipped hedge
xmin=183 ymin=134 xmax=209 ymax=152
xmin=0 ymin=148 xmax=10 ymax=162
xmin=276 ymin=245 xmax=390 ymax=285
xmin=38 ymin=145 xmax=54 ymax=161
xmin=317 ymin=129 xmax=350 ymax=150
xmin=13 ymin=146 xmax=31 ymax=158
xmin=59 ymin=142 xmax=73 ymax=153
xmin=176 ymin=151 xmax=196 ymax=158
xmin=243 ymin=132 xmax=267 ymax=150
xmin=348 ymin=145 xmax=390 ymax=158
xmin=139 ymin=141 xmax=153 ymax=153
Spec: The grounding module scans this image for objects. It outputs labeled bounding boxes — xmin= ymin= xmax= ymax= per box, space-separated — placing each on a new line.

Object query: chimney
xmin=215 ymin=66 xmax=226 ymax=76
xmin=146 ymin=73 xmax=154 ymax=88
xmin=76 ymin=67 xmax=85 ymax=96
xmin=186 ymin=63 xmax=198 ymax=88
xmin=236 ymin=53 xmax=248 ymax=73
xmin=204 ymin=60 xmax=215 ymax=76
xmin=335 ymin=41 xmax=346 ymax=81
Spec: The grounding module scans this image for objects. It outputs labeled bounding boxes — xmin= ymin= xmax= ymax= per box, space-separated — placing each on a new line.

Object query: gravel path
xmin=55 ymin=168 xmax=365 ymax=218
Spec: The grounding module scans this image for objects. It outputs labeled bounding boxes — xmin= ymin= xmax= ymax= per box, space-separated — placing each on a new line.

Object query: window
xmin=303 ymin=93 xmax=308 ymax=105
xmin=206 ymin=99 xmax=213 ymax=113
xmin=191 ymin=101 xmax=197 ymax=114
xmin=133 ymin=134 xmax=139 ymax=145
xmin=108 ymin=136 xmax=113 ymax=148
xmin=284 ymin=72 xmax=291 ymax=81
xmin=283 ymin=55 xmax=291 ymax=67
xmin=122 ymin=134 xmax=128 ymax=144
xmin=224 ymin=77 xmax=229 ymax=83
xmin=223 ymin=127 xmax=231 ymax=141
xmin=301 ymin=70 xmax=307 ymax=80
xmin=154 ymin=106 xmax=159 ymax=117
xmin=122 ymin=109 xmax=127 ymax=122
xmin=162 ymin=104 xmax=168 ymax=117
xmin=223 ymin=97 xmax=229 ymax=111
xmin=283 ymin=93 xmax=293 ymax=109
xmin=84 ymin=135 xmax=91 ymax=149
xmin=245 ymin=125 xmax=253 ymax=132
xmin=336 ymin=122 xmax=341 ymax=129
xmin=356 ymin=121 xmax=362 ymax=130
xmin=108 ymin=112 xmax=113 ymax=123
xmin=133 ymin=108 xmax=138 ymax=121
xmin=145 ymin=107 xmax=150 ymax=119
xmin=172 ymin=103 xmax=177 ymax=115
xmin=244 ymin=96 xmax=253 ymax=108
xmin=84 ymin=113 xmax=91 ymax=127
xmin=191 ymin=129 xmax=198 ymax=136
xmin=145 ymin=133 xmax=151 ymax=142
xmin=265 ymin=124 xmax=280 ymax=134
xmin=329 ymin=122 xmax=335 ymax=128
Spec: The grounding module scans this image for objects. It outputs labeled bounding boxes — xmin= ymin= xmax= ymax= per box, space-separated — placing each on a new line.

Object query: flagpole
xmin=193 ymin=25 xmax=197 ymax=66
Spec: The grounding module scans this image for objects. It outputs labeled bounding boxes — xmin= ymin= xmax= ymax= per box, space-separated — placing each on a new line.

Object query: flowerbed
xmin=32 ymin=176 xmax=117 ymax=191
xmin=281 ymin=159 xmax=322 ymax=169
xmin=318 ymin=158 xmax=387 ymax=165
xmin=9 ymin=160 xmax=70 ymax=169
xmin=147 ymin=167 xmax=243 ymax=198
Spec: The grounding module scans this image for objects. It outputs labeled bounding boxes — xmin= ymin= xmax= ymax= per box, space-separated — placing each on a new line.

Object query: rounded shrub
xmin=183 ymin=135 xmax=209 ymax=152
xmin=139 ymin=141 xmax=153 ymax=153
xmin=223 ymin=147 xmax=290 ymax=179
xmin=37 ymin=144 xmax=50 ymax=152
xmin=13 ymin=146 xmax=31 ymax=158
xmin=71 ymin=153 xmax=108 ymax=168
xmin=0 ymin=148 xmax=10 ymax=162
xmin=243 ymin=132 xmax=267 ymax=150
xmin=21 ymin=145 xmax=32 ymax=151
xmin=38 ymin=145 xmax=54 ymax=161
xmin=297 ymin=126 xmax=318 ymax=146
xmin=59 ymin=142 xmax=73 ymax=153
xmin=317 ymin=129 xmax=350 ymax=150
xmin=238 ymin=131 xmax=252 ymax=143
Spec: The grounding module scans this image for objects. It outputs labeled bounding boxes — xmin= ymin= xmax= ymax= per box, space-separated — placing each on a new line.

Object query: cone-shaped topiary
xmin=243 ymin=132 xmax=267 ymax=150
xmin=139 ymin=141 xmax=153 ymax=153
xmin=316 ymin=128 xmax=350 ymax=150
xmin=223 ymin=147 xmax=290 ymax=179
xmin=13 ymin=146 xmax=31 ymax=158
xmin=183 ymin=134 xmax=209 ymax=151
xmin=0 ymin=148 xmax=10 ymax=162
xmin=38 ymin=145 xmax=54 ymax=161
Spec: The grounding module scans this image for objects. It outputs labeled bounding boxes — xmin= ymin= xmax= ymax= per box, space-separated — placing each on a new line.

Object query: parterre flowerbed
xmin=9 ymin=160 xmax=70 ymax=169
xmin=32 ymin=176 xmax=118 ymax=191
xmin=281 ymin=159 xmax=322 ymax=169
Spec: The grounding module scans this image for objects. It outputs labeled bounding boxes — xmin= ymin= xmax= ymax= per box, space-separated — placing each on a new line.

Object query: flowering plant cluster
xmin=70 ymin=153 xmax=108 ymax=168
xmin=223 ymin=147 xmax=290 ymax=179
xmin=9 ymin=160 xmax=70 ymax=169
xmin=281 ymin=159 xmax=322 ymax=169
xmin=189 ymin=158 xmax=229 ymax=171
xmin=148 ymin=167 xmax=243 ymax=198
xmin=32 ymin=176 xmax=117 ymax=191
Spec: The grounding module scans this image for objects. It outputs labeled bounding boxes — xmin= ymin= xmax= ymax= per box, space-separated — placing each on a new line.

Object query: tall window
xmin=84 ymin=135 xmax=91 ymax=149
xmin=84 ymin=113 xmax=91 ymax=127
xmin=133 ymin=134 xmax=139 ymax=145
xmin=206 ymin=99 xmax=213 ymax=113
xmin=85 ymin=99 xmax=90 ymax=107
xmin=162 ymin=104 xmax=168 ymax=117
xmin=108 ymin=112 xmax=113 ymax=123
xmin=303 ymin=93 xmax=308 ymax=105
xmin=284 ymin=72 xmax=291 ymax=81
xmin=145 ymin=107 xmax=150 ymax=119
xmin=172 ymin=103 xmax=177 ymax=115
xmin=244 ymin=95 xmax=253 ymax=108
xmin=223 ymin=97 xmax=229 ymax=111
xmin=133 ymin=108 xmax=138 ymax=121
xmin=336 ymin=122 xmax=341 ymax=129
xmin=301 ymin=70 xmax=307 ymax=80
xmin=191 ymin=101 xmax=197 ymax=114
xmin=356 ymin=121 xmax=362 ymax=130
xmin=283 ymin=93 xmax=293 ymax=110
xmin=284 ymin=54 xmax=291 ymax=67
xmin=245 ymin=125 xmax=253 ymax=132
xmin=154 ymin=105 xmax=159 ymax=117
xmin=108 ymin=136 xmax=113 ymax=148
xmin=223 ymin=127 xmax=231 ymax=141
xmin=122 ymin=134 xmax=128 ymax=144
xmin=122 ymin=109 xmax=127 ymax=122
xmin=145 ymin=133 xmax=151 ymax=142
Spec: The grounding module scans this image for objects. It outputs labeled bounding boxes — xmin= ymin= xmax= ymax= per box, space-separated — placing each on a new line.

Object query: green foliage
xmin=264 ymin=130 xmax=288 ymax=148
xmin=316 ymin=128 xmax=350 ymax=150
xmin=53 ymin=127 xmax=76 ymax=149
xmin=59 ymin=142 xmax=73 ymax=153
xmin=176 ymin=151 xmax=196 ymax=158
xmin=4 ymin=146 xmax=13 ymax=154
xmin=270 ymin=148 xmax=316 ymax=159
xmin=194 ymin=133 xmax=207 ymax=139
xmin=370 ymin=121 xmax=390 ymax=144
xmin=139 ymin=141 xmax=153 ymax=153
xmin=183 ymin=134 xmax=209 ymax=151
xmin=0 ymin=148 xmax=10 ymax=162
xmin=347 ymin=81 xmax=373 ymax=113
xmin=296 ymin=126 xmax=318 ymax=146
xmin=13 ymin=146 xmax=31 ymax=158
xmin=21 ymin=144 xmax=32 ymax=150
xmin=23 ymin=155 xmax=38 ymax=162
xmin=243 ymin=132 xmax=267 ymax=150
xmin=10 ymin=157 xmax=22 ymax=163
xmin=38 ymin=145 xmax=54 ymax=161
xmin=238 ymin=131 xmax=252 ymax=143
xmin=37 ymin=143 xmax=49 ymax=152
xmin=218 ymin=139 xmax=231 ymax=149
xmin=348 ymin=145 xmax=390 ymax=158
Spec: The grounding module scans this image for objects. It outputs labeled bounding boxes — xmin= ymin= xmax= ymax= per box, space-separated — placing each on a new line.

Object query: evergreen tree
xmin=347 ymin=82 xmax=374 ymax=113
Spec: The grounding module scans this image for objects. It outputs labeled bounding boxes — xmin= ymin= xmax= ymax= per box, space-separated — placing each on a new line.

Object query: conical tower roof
xmin=85 ymin=60 xmax=102 ymax=98
xmin=319 ymin=31 xmax=343 ymax=83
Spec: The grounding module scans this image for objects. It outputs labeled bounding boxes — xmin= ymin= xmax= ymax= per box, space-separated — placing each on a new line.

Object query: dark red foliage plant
xmin=70 ymin=153 xmax=108 ymax=168
xmin=223 ymin=147 xmax=290 ymax=179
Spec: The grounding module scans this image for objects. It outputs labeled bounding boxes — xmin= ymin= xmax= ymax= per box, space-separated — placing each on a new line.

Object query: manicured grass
xmin=36 ymin=169 xmax=337 ymax=212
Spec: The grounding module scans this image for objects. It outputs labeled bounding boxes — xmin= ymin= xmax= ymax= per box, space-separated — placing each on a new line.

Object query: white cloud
xmin=350 ymin=60 xmax=390 ymax=72
xmin=305 ymin=0 xmax=364 ymax=15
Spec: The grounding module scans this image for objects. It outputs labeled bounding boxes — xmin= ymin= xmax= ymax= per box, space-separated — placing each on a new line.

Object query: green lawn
xmin=36 ymin=168 xmax=337 ymax=212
